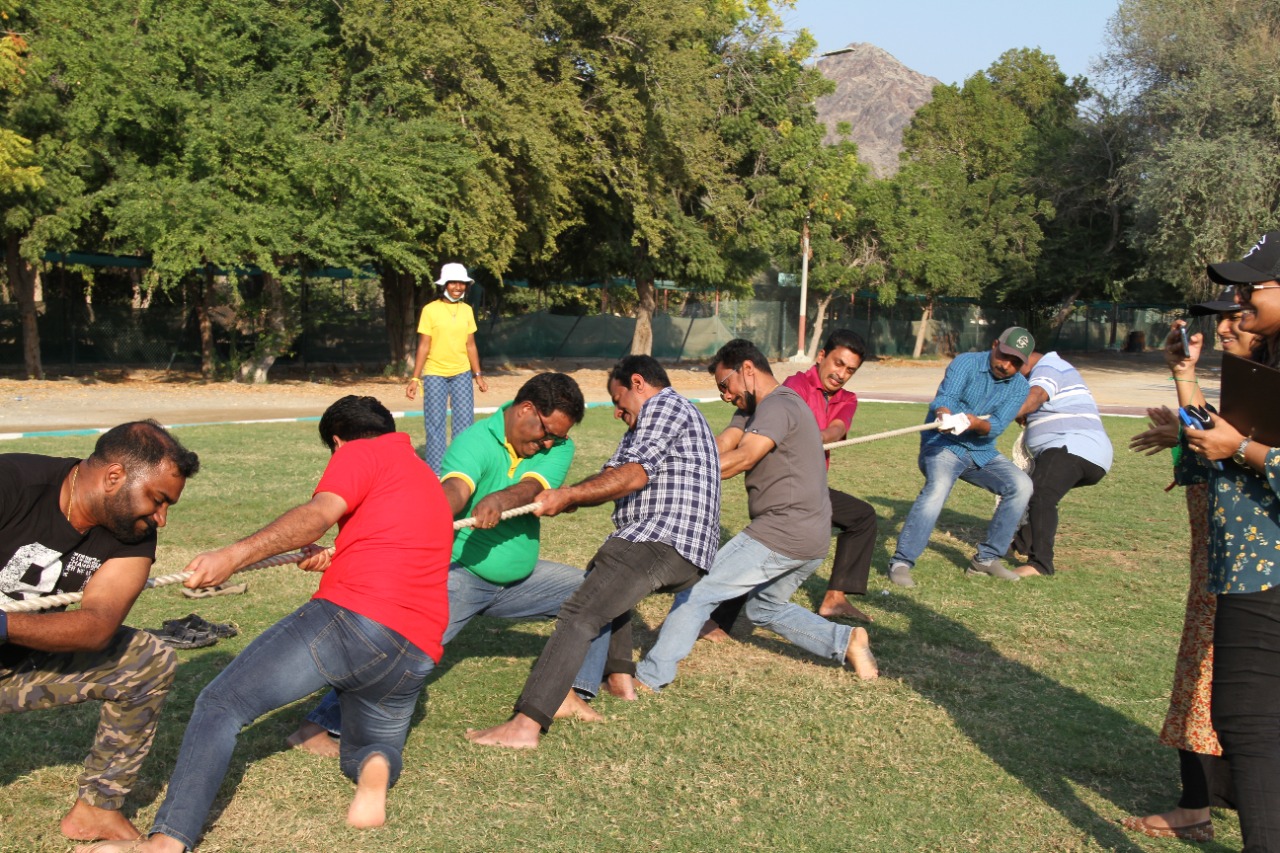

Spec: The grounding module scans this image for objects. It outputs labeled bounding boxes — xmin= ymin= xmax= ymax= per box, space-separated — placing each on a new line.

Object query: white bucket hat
xmin=436 ymin=262 xmax=474 ymax=285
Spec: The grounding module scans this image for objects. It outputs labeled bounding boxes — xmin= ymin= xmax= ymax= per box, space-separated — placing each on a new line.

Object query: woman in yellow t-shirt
xmin=406 ymin=262 xmax=488 ymax=472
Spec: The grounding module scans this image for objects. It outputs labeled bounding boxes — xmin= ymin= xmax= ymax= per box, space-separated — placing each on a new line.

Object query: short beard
xmin=102 ymin=484 xmax=156 ymax=544
xmin=742 ymin=390 xmax=758 ymax=416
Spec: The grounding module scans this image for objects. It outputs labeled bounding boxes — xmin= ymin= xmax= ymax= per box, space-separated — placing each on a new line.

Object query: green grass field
xmin=0 ymin=401 xmax=1237 ymax=852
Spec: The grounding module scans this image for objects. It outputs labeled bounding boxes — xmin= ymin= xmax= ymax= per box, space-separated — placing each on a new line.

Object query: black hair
xmin=822 ymin=329 xmax=866 ymax=360
xmin=90 ymin=420 xmax=200 ymax=478
xmin=608 ymin=354 xmax=671 ymax=390
xmin=708 ymin=338 xmax=773 ymax=378
xmin=319 ymin=396 xmax=396 ymax=451
xmin=515 ymin=372 xmax=586 ymax=424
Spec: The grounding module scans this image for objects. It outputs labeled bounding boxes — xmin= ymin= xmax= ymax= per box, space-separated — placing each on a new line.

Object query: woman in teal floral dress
xmin=1164 ymin=231 xmax=1280 ymax=853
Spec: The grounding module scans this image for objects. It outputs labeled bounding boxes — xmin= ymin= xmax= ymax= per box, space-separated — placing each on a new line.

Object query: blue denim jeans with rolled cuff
xmin=149 ymin=599 xmax=433 ymax=850
xmin=305 ymin=560 xmax=609 ymax=734
xmin=891 ymin=448 xmax=1033 ymax=569
xmin=635 ymin=532 xmax=854 ymax=692
xmin=422 ymin=371 xmax=474 ymax=474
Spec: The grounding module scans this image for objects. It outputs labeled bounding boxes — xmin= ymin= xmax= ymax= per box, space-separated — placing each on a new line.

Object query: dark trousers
xmin=1212 ymin=586 xmax=1280 ymax=852
xmin=1012 ymin=447 xmax=1106 ymax=575
xmin=710 ymin=488 xmax=877 ymax=632
xmin=513 ymin=537 xmax=701 ymax=730
xmin=1176 ymin=748 xmax=1234 ymax=811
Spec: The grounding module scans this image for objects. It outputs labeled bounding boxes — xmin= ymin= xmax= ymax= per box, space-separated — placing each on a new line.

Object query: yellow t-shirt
xmin=417 ymin=300 xmax=478 ymax=377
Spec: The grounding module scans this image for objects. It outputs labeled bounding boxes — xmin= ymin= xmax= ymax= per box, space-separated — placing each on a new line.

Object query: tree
xmin=872 ymin=69 xmax=1051 ymax=355
xmin=1101 ymin=0 xmax=1280 ymax=295
xmin=0 ymin=5 xmax=45 ymax=377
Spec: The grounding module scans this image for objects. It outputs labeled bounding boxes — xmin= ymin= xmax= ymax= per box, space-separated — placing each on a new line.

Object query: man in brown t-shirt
xmin=631 ymin=339 xmax=878 ymax=693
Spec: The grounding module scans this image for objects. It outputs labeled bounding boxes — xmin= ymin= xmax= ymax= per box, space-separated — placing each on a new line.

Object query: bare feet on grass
xmin=286 ymin=721 xmax=341 ymax=757
xmin=844 ymin=626 xmax=879 ymax=680
xmin=347 ymin=753 xmax=390 ymax=829
xmin=604 ymin=672 xmax=637 ymax=700
xmin=554 ymin=690 xmax=603 ymax=722
xmin=818 ymin=590 xmax=873 ymax=622
xmin=61 ymin=799 xmax=142 ymax=842
xmin=465 ymin=713 xmax=543 ymax=749
xmin=1013 ymin=565 xmax=1045 ymax=578
xmin=75 ymin=834 xmax=184 ymax=853
xmin=697 ymin=619 xmax=731 ymax=643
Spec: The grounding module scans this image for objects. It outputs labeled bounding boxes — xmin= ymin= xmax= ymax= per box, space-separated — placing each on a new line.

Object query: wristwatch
xmin=1233 ymin=438 xmax=1252 ymax=466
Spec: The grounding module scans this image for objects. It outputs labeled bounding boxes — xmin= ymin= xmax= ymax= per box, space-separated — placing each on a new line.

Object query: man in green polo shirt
xmin=286 ymin=372 xmax=607 ymax=754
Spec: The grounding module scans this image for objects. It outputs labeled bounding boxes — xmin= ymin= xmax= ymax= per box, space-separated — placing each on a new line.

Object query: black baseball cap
xmin=1188 ymin=286 xmax=1241 ymax=317
xmin=1207 ymin=231 xmax=1280 ymax=285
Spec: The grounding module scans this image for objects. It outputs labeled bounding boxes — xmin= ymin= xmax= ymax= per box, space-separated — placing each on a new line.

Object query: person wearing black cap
xmin=1154 ymin=231 xmax=1280 ymax=852
xmin=886 ymin=327 xmax=1035 ymax=588
xmin=1121 ymin=289 xmax=1260 ymax=842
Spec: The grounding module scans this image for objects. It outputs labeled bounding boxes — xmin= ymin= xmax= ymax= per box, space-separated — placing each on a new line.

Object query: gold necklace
xmin=66 ymin=463 xmax=79 ymax=525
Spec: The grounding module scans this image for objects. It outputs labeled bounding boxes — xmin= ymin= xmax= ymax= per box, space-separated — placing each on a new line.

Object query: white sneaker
xmin=888 ymin=563 xmax=916 ymax=588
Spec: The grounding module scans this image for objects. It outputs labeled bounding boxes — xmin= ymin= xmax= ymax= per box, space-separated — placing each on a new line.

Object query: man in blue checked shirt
xmin=887 ymin=327 xmax=1035 ymax=589
xmin=466 ymin=354 xmax=721 ymax=749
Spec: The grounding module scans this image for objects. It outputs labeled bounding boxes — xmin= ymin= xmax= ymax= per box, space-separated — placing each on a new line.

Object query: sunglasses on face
xmin=1235 ymin=282 xmax=1280 ymax=299
xmin=715 ymin=367 xmax=740 ymax=393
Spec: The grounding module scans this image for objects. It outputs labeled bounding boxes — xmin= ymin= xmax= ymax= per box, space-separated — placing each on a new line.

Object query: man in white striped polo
xmin=1010 ymin=351 xmax=1113 ymax=577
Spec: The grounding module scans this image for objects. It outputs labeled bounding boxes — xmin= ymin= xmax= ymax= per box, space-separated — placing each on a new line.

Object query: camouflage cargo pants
xmin=0 ymin=626 xmax=176 ymax=809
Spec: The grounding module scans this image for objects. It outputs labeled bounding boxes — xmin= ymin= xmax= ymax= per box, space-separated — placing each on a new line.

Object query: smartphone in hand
xmin=1179 ymin=405 xmax=1223 ymax=470
xmin=1178 ymin=324 xmax=1192 ymax=359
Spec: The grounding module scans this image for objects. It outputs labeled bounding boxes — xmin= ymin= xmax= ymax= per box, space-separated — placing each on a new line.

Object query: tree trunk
xmin=911 ymin=298 xmax=933 ymax=359
xmin=382 ymin=269 xmax=418 ymax=374
xmin=7 ymin=233 xmax=43 ymax=379
xmin=630 ymin=274 xmax=657 ymax=356
xmin=806 ymin=292 xmax=836 ymax=361
xmin=236 ymin=271 xmax=289 ymax=384
xmin=1048 ymin=289 xmax=1081 ymax=333
xmin=194 ymin=265 xmax=216 ymax=379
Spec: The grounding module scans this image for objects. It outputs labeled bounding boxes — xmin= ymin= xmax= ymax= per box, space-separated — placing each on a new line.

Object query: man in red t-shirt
xmin=703 ymin=329 xmax=880 ymax=637
xmin=88 ymin=397 xmax=452 ymax=853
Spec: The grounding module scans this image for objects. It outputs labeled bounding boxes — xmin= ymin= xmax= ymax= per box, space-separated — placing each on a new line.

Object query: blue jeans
xmin=635 ymin=532 xmax=854 ymax=692
xmin=151 ymin=600 xmax=433 ymax=850
xmin=422 ymin=371 xmax=473 ymax=473
xmin=891 ymin=448 xmax=1033 ymax=568
xmin=305 ymin=561 xmax=609 ymax=735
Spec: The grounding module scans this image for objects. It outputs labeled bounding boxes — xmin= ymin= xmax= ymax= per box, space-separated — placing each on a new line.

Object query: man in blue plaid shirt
xmin=467 ymin=355 xmax=721 ymax=749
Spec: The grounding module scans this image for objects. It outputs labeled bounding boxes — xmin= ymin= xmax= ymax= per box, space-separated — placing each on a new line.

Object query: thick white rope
xmin=2 ymin=502 xmax=549 ymax=614
xmin=7 ymin=418 xmax=980 ymax=616
xmin=823 ymin=420 xmax=941 ymax=451
xmin=0 ymin=547 xmax=326 ymax=614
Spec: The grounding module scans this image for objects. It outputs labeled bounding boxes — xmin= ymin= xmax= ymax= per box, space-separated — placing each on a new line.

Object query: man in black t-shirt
xmin=0 ymin=420 xmax=199 ymax=843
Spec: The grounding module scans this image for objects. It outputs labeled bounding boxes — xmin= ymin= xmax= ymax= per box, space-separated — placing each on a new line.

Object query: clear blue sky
xmin=784 ymin=0 xmax=1121 ymax=86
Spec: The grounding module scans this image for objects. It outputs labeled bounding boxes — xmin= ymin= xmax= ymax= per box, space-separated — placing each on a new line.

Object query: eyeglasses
xmin=715 ymin=367 xmax=740 ymax=394
xmin=535 ymin=412 xmax=569 ymax=447
xmin=1236 ymin=282 xmax=1280 ymax=299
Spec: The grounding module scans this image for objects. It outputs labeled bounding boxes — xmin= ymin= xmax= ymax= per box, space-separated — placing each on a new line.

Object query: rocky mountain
xmin=813 ymin=43 xmax=941 ymax=178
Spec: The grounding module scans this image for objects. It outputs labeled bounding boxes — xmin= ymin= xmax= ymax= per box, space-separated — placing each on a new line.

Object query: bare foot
xmin=555 ymin=690 xmax=603 ymax=722
xmin=61 ymin=799 xmax=142 ymax=842
xmin=844 ymin=626 xmax=879 ymax=680
xmin=1013 ymin=565 xmax=1045 ymax=578
xmin=347 ymin=753 xmax=390 ymax=829
xmin=286 ymin=721 xmax=341 ymax=758
xmin=818 ymin=590 xmax=874 ymax=622
xmin=697 ymin=619 xmax=731 ymax=643
xmin=604 ymin=672 xmax=637 ymax=700
xmin=465 ymin=713 xmax=543 ymax=749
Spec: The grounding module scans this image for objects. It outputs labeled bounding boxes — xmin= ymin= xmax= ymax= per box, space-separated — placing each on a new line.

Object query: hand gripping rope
xmin=1 ymin=503 xmax=550 ymax=614
xmin=3 ymin=418 xmax=973 ymax=615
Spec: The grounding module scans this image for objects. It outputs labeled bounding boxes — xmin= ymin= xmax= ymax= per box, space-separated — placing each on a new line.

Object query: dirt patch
xmin=0 ymin=351 xmax=1179 ymax=435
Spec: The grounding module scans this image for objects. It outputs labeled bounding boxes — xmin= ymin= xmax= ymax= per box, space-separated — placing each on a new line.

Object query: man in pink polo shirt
xmin=703 ymin=329 xmax=880 ymax=638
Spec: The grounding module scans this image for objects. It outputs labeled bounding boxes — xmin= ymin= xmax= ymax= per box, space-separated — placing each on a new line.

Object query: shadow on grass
xmin=735 ymin=591 xmax=1177 ymax=853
